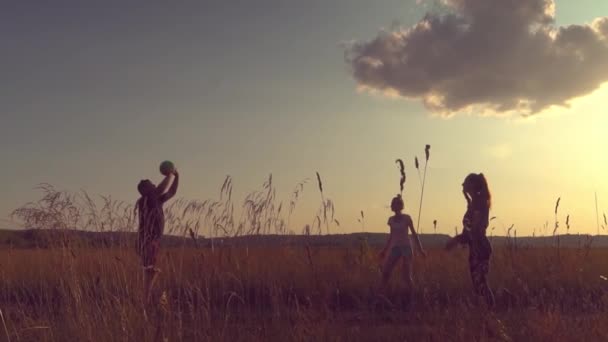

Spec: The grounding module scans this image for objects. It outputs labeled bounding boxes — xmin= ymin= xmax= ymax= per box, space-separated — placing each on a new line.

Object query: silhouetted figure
xmin=446 ymin=173 xmax=495 ymax=307
xmin=136 ymin=169 xmax=179 ymax=303
xmin=379 ymin=195 xmax=426 ymax=292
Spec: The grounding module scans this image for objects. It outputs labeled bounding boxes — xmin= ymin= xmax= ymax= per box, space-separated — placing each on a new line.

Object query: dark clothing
xmin=138 ymin=197 xmax=165 ymax=236
xmin=459 ymin=199 xmax=489 ymax=241
xmin=137 ymin=195 xmax=165 ymax=266
xmin=136 ymin=180 xmax=178 ymax=267
xmin=455 ymin=199 xmax=495 ymax=306
xmin=140 ymin=237 xmax=160 ymax=268
xmin=469 ymin=249 xmax=493 ymax=306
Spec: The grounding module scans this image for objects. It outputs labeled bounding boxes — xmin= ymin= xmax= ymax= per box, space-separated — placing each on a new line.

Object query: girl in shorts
xmin=379 ymin=194 xmax=426 ymax=290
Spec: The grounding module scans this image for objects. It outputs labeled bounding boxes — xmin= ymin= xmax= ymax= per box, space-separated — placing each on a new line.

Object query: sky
xmin=1 ymin=0 xmax=607 ymax=236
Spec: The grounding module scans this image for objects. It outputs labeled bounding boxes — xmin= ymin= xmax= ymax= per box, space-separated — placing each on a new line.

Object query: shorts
xmin=383 ymin=245 xmax=413 ymax=273
xmin=389 ymin=245 xmax=413 ymax=259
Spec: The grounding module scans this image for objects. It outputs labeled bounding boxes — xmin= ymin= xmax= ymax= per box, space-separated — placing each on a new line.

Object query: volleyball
xmin=159 ymin=160 xmax=175 ymax=176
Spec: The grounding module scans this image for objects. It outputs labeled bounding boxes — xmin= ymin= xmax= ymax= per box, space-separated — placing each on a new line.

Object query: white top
xmin=388 ymin=214 xmax=411 ymax=249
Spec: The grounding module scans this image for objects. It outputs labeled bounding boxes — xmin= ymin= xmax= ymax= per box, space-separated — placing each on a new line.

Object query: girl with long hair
xmin=446 ymin=173 xmax=495 ymax=307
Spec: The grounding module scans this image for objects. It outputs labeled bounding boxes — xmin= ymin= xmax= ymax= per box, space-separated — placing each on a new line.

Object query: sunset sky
xmin=2 ymin=0 xmax=607 ymax=236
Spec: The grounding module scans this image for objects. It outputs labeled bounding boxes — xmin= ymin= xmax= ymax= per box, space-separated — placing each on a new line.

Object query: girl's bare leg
xmin=402 ymin=257 xmax=415 ymax=308
xmin=403 ymin=257 xmax=414 ymax=290
xmin=144 ymin=267 xmax=161 ymax=304
xmin=143 ymin=240 xmax=161 ymax=304
xmin=381 ymin=254 xmax=399 ymax=290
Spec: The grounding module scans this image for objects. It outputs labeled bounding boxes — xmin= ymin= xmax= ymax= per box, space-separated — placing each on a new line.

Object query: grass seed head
xmin=395 ymin=159 xmax=406 ymax=194
xmin=315 ymin=172 xmax=323 ymax=193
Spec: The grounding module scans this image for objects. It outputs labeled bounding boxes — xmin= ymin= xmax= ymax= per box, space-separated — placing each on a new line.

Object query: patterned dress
xmin=456 ymin=200 xmax=495 ymax=306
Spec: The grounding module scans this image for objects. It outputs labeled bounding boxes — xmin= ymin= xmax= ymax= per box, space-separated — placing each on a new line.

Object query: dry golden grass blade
xmin=0 ymin=307 xmax=10 ymax=342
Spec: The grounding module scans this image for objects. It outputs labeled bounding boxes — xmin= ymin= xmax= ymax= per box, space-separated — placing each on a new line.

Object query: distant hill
xmin=1 ymin=228 xmax=607 ymax=249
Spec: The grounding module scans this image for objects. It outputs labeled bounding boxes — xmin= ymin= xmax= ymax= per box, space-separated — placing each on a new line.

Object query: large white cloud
xmin=346 ymin=0 xmax=608 ymax=116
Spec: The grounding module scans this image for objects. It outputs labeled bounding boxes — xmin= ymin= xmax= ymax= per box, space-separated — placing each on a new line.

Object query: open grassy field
xmin=1 ymin=244 xmax=608 ymax=341
xmin=3 ymin=182 xmax=608 ymax=341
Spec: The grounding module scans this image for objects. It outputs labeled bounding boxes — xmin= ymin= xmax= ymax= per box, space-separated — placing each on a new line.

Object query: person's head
xmin=390 ymin=194 xmax=404 ymax=214
xmin=462 ymin=173 xmax=491 ymax=209
xmin=137 ymin=179 xmax=156 ymax=197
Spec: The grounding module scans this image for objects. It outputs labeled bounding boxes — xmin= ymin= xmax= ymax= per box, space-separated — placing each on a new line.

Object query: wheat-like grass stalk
xmin=358 ymin=210 xmax=365 ymax=232
xmin=416 ymin=144 xmax=431 ymax=234
xmin=595 ymin=192 xmax=600 ymax=236
xmin=287 ymin=179 xmax=308 ymax=233
xmin=554 ymin=197 xmax=561 ymax=262
xmin=414 ymin=156 xmax=422 ymax=187
xmin=552 ymin=197 xmax=560 ymax=236
xmin=308 ymin=172 xmax=337 ymax=235
xmin=395 ymin=159 xmax=406 ymax=195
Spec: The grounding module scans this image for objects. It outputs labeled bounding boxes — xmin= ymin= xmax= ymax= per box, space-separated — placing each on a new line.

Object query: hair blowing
xmin=477 ymin=173 xmax=491 ymax=210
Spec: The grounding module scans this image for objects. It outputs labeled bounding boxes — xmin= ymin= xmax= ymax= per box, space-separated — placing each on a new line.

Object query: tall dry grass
xmin=3 ymin=177 xmax=608 ymax=341
xmin=1 ymin=246 xmax=608 ymax=341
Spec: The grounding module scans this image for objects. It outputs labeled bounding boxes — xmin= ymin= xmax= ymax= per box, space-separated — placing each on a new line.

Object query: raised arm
xmin=160 ymin=170 xmax=179 ymax=203
xmin=154 ymin=173 xmax=173 ymax=197
xmin=408 ymin=216 xmax=426 ymax=256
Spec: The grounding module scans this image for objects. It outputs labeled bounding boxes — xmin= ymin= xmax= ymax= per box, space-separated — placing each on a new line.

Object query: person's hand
xmin=172 ymin=169 xmax=179 ymax=176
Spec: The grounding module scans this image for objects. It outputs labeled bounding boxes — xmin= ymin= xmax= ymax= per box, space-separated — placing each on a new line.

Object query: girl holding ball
xmin=136 ymin=161 xmax=179 ymax=303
